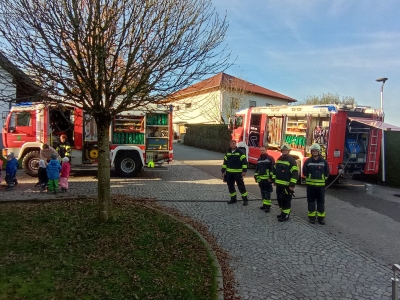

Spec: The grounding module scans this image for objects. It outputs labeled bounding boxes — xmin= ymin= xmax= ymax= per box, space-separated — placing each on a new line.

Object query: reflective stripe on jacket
xmin=302 ymin=156 xmax=330 ymax=186
xmin=56 ymin=142 xmax=71 ymax=158
xmin=221 ymin=148 xmax=248 ymax=173
xmin=254 ymin=154 xmax=275 ymax=181
xmin=272 ymin=155 xmax=298 ymax=187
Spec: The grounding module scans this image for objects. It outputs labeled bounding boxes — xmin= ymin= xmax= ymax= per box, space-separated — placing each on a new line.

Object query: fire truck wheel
xmin=22 ymin=150 xmax=40 ymax=177
xmin=114 ymin=152 xmax=143 ymax=177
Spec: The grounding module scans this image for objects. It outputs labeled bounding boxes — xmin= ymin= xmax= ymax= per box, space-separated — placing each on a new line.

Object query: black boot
xmin=278 ymin=213 xmax=290 ymax=222
xmin=308 ymin=217 xmax=316 ymax=224
xmin=242 ymin=196 xmax=248 ymax=206
xmin=317 ymin=217 xmax=325 ymax=225
xmin=227 ymin=197 xmax=237 ymax=204
xmin=260 ymin=204 xmax=266 ymax=210
xmin=264 ymin=206 xmax=271 ymax=213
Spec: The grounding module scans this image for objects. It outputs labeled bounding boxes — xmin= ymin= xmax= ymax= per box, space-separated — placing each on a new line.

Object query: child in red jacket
xmin=59 ymin=157 xmax=71 ymax=192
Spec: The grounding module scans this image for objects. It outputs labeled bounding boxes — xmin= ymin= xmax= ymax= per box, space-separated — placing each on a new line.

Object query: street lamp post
xmin=375 ymin=77 xmax=388 ymax=185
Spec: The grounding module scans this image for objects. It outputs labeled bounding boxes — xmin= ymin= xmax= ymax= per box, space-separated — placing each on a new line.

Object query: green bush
xmin=184 ymin=124 xmax=231 ymax=153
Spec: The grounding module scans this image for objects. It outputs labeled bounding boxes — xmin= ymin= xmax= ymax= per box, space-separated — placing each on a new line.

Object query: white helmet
xmin=237 ymin=142 xmax=246 ymax=148
xmin=310 ymin=143 xmax=321 ymax=152
xmin=280 ymin=144 xmax=291 ymax=151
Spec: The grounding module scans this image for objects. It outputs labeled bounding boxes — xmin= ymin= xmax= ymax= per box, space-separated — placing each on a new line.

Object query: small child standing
xmin=46 ymin=153 xmax=61 ymax=194
xmin=5 ymin=152 xmax=19 ymax=191
xmin=59 ymin=157 xmax=71 ymax=192
xmin=38 ymin=160 xmax=48 ymax=191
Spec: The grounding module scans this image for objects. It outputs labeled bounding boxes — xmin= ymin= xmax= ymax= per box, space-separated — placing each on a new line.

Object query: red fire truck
xmin=2 ymin=102 xmax=173 ymax=177
xmin=230 ymin=104 xmax=400 ymax=182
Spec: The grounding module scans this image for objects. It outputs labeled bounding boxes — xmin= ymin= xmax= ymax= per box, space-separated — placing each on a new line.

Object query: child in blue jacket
xmin=46 ymin=153 xmax=61 ymax=194
xmin=5 ymin=153 xmax=19 ymax=191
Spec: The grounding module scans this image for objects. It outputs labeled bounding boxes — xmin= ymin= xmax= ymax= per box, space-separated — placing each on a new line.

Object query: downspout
xmin=220 ymin=90 xmax=223 ymax=124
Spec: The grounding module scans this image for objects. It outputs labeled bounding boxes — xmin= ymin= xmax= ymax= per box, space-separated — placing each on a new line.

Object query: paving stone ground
xmin=0 ymin=161 xmax=394 ymax=300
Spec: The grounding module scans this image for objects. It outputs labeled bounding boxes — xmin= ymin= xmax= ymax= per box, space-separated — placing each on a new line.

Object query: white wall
xmin=171 ymin=88 xmax=293 ymax=136
xmin=245 ymin=93 xmax=292 ymax=107
xmin=172 ymin=90 xmax=221 ymax=125
xmin=0 ymin=67 xmax=16 ymax=148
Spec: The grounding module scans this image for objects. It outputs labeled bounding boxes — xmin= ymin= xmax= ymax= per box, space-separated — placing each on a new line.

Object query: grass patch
xmin=0 ymin=198 xmax=218 ymax=300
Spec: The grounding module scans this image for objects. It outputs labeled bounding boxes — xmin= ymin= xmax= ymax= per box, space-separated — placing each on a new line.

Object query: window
xmin=248 ymin=114 xmax=262 ymax=147
xmin=249 ymin=100 xmax=256 ymax=107
xmin=17 ymin=112 xmax=31 ymax=126
xmin=185 ymin=103 xmax=191 ymax=108
xmin=175 ymin=105 xmax=180 ymax=111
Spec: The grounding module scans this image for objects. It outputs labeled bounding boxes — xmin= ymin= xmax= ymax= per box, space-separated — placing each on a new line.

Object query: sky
xmin=212 ymin=0 xmax=400 ymax=125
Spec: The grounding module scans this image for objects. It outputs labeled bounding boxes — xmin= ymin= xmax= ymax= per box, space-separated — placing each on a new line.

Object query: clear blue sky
xmin=213 ymin=0 xmax=400 ymax=125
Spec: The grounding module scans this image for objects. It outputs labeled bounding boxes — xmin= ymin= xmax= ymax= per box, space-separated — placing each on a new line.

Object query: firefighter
xmin=56 ymin=134 xmax=71 ymax=160
xmin=221 ymin=140 xmax=249 ymax=205
xmin=254 ymin=145 xmax=275 ymax=213
xmin=272 ymin=144 xmax=299 ymax=222
xmin=303 ymin=143 xmax=330 ymax=225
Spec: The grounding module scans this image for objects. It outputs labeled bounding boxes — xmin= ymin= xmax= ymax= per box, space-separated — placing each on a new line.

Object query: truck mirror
xmin=228 ymin=117 xmax=234 ymax=130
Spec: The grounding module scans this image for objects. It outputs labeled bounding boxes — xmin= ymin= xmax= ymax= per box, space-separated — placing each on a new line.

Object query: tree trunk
xmin=96 ymin=119 xmax=113 ymax=222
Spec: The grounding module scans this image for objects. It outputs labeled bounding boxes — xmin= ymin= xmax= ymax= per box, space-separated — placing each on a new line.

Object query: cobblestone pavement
xmin=0 ymin=162 xmax=394 ymax=300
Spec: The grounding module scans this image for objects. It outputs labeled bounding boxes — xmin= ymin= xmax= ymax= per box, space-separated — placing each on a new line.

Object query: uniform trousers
xmin=306 ymin=186 xmax=325 ymax=217
xmin=276 ymin=184 xmax=293 ymax=214
xmin=226 ymin=172 xmax=247 ymax=198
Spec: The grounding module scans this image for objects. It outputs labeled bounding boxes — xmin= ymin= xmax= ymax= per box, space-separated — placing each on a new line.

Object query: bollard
xmin=393 ymin=264 xmax=400 ymax=300
xmin=364 ymin=183 xmax=374 ymax=195
xmin=393 ymin=277 xmax=399 ymax=300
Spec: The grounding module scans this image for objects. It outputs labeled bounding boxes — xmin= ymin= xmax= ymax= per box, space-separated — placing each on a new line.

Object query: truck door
xmin=4 ymin=110 xmax=36 ymax=148
xmin=247 ymin=114 xmax=262 ymax=163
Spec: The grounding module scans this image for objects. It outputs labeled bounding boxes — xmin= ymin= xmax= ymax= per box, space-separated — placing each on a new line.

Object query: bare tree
xmin=219 ymin=75 xmax=251 ymax=123
xmin=297 ymin=93 xmax=356 ymax=106
xmin=0 ymin=0 xmax=230 ymax=221
xmin=172 ymin=73 xmax=250 ymax=124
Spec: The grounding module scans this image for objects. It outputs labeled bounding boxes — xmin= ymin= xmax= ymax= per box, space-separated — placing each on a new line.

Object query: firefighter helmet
xmin=280 ymin=144 xmax=291 ymax=151
xmin=310 ymin=143 xmax=321 ymax=152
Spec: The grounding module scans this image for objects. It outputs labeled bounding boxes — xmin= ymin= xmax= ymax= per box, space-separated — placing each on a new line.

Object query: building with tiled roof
xmin=169 ymin=72 xmax=296 ymax=137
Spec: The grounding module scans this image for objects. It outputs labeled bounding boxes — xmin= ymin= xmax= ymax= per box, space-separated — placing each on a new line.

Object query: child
xmin=254 ymin=145 xmax=275 ymax=213
xmin=38 ymin=160 xmax=48 ymax=191
xmin=59 ymin=157 xmax=71 ymax=192
xmin=5 ymin=152 xmax=19 ymax=191
xmin=46 ymin=153 xmax=61 ymax=194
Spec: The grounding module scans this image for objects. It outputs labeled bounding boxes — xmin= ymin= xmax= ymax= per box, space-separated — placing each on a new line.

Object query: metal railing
xmin=393 ymin=264 xmax=400 ymax=300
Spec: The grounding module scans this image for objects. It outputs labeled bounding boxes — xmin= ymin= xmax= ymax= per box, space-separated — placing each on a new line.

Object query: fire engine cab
xmin=231 ymin=104 xmax=400 ymax=182
xmin=2 ymin=102 xmax=173 ymax=177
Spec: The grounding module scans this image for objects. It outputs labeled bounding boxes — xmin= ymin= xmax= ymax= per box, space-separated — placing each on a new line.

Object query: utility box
xmin=364 ymin=183 xmax=374 ymax=195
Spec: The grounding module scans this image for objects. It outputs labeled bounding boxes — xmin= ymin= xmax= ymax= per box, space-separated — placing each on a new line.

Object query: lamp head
xmin=376 ymin=77 xmax=388 ymax=83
